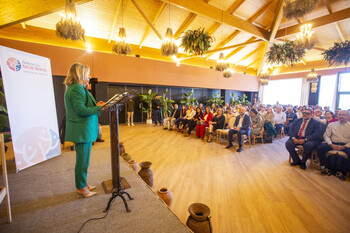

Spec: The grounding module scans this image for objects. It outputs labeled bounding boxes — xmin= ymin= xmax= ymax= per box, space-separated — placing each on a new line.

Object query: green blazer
xmin=64 ymin=83 xmax=100 ymax=143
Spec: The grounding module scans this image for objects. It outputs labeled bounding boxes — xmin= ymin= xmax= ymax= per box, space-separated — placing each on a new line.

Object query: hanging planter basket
xmin=223 ymin=69 xmax=232 ymax=78
xmin=322 ymin=40 xmax=350 ymax=67
xmin=56 ymin=0 xmax=85 ymax=41
xmin=283 ymin=0 xmax=319 ymax=20
xmin=180 ymin=28 xmax=214 ymax=56
xmin=266 ymin=40 xmax=305 ymax=66
xmin=161 ymin=28 xmax=178 ymax=56
xmin=112 ymin=27 xmax=132 ymax=55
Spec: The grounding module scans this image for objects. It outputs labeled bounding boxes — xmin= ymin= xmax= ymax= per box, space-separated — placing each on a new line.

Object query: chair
xmin=277 ymin=126 xmax=285 ymax=139
xmin=252 ymin=127 xmax=264 ymax=145
xmin=217 ymin=117 xmax=235 ymax=143
xmin=288 ymin=145 xmax=318 ymax=169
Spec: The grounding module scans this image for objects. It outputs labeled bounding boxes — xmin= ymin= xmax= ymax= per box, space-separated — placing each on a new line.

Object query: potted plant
xmin=139 ymin=89 xmax=157 ymax=124
xmin=322 ymin=40 xmax=350 ymax=67
xmin=180 ymin=28 xmax=214 ymax=56
xmin=206 ymin=92 xmax=224 ymax=107
xmin=238 ymin=94 xmax=251 ymax=106
xmin=230 ymin=92 xmax=240 ymax=106
xmin=266 ymin=40 xmax=305 ymax=66
xmin=159 ymin=89 xmax=174 ymax=118
xmin=180 ymin=89 xmax=198 ymax=106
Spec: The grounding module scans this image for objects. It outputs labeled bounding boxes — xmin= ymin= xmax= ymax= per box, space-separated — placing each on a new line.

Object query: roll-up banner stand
xmin=0 ymin=46 xmax=61 ymax=172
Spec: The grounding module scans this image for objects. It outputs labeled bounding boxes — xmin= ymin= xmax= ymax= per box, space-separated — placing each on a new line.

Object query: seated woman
xmin=185 ymin=107 xmax=203 ymax=137
xmin=196 ymin=106 xmax=213 ymax=140
xmin=259 ymin=106 xmax=267 ymax=121
xmin=264 ymin=107 xmax=277 ymax=137
xmin=207 ymin=108 xmax=225 ymax=143
xmin=174 ymin=105 xmax=187 ymax=129
xmin=250 ymin=109 xmax=262 ymax=140
xmin=325 ymin=110 xmax=339 ymax=124
xmin=212 ymin=106 xmax=219 ymax=116
xmin=180 ymin=105 xmax=195 ymax=132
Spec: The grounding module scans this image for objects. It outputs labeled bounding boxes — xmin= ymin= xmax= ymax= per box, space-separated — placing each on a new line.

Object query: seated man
xmin=284 ymin=107 xmax=297 ymax=135
xmin=163 ymin=104 xmax=180 ymax=130
xmin=225 ymin=107 xmax=251 ymax=152
xmin=274 ymin=106 xmax=286 ymax=137
xmin=285 ymin=108 xmax=322 ymax=169
xmin=316 ymin=110 xmax=350 ymax=180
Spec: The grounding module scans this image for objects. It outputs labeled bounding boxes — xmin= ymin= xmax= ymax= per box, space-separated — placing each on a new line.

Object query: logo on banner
xmin=7 ymin=57 xmax=21 ymax=71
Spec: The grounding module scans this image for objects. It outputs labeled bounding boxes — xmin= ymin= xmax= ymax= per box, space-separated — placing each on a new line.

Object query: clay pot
xmin=138 ymin=161 xmax=153 ymax=188
xmin=128 ymin=160 xmax=138 ymax=172
xmin=119 ymin=142 xmax=126 ymax=155
xmin=186 ymin=203 xmax=212 ymax=233
xmin=157 ymin=187 xmax=173 ymax=207
xmin=121 ymin=153 xmax=131 ymax=162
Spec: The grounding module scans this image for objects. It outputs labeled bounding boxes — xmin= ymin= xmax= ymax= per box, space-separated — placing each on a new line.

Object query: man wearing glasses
xmin=285 ymin=108 xmax=322 ymax=169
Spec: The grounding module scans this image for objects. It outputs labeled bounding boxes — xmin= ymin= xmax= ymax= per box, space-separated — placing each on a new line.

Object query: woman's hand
xmin=97 ymin=101 xmax=105 ymax=107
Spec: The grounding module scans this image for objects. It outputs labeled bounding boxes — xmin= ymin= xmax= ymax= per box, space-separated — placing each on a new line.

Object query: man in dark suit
xmin=285 ymin=108 xmax=322 ymax=169
xmin=163 ymin=104 xmax=180 ymax=130
xmin=285 ymin=106 xmax=297 ymax=135
xmin=152 ymin=94 xmax=162 ymax=126
xmin=225 ymin=107 xmax=251 ymax=152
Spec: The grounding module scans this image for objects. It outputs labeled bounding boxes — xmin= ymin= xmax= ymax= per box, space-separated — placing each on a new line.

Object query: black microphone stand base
xmin=104 ymin=187 xmax=134 ymax=213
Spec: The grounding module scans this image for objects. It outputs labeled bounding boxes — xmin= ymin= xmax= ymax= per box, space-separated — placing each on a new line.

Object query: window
xmin=318 ymin=74 xmax=337 ymax=111
xmin=337 ymin=72 xmax=350 ymax=110
xmin=263 ymin=78 xmax=302 ymax=106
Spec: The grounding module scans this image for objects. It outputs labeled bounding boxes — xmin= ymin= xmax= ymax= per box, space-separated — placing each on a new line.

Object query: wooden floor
xmin=88 ymin=123 xmax=350 ymax=233
xmin=9 ymin=123 xmax=350 ymax=233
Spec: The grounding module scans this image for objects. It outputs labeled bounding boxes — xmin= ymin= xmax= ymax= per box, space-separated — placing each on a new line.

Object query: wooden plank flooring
xmin=50 ymin=124 xmax=350 ymax=232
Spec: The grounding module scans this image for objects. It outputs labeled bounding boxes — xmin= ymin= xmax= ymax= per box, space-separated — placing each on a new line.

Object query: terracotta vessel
xmin=186 ymin=203 xmax=212 ymax=233
xmin=119 ymin=142 xmax=126 ymax=155
xmin=138 ymin=161 xmax=153 ymax=187
xmin=156 ymin=187 xmax=173 ymax=207
xmin=128 ymin=160 xmax=138 ymax=172
xmin=121 ymin=153 xmax=131 ymax=162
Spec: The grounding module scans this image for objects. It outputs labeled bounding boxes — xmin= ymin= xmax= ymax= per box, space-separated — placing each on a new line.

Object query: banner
xmin=0 ymin=46 xmax=61 ymax=172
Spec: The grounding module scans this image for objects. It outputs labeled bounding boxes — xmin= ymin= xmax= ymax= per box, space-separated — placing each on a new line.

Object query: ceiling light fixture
xmin=112 ymin=0 xmax=132 ymax=55
xmin=295 ymin=24 xmax=316 ymax=50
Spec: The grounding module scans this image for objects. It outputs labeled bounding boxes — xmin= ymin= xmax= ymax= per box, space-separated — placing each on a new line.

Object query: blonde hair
xmin=64 ymin=63 xmax=90 ymax=86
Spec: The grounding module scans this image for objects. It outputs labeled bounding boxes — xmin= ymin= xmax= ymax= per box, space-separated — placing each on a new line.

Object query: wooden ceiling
xmin=0 ymin=0 xmax=349 ymax=75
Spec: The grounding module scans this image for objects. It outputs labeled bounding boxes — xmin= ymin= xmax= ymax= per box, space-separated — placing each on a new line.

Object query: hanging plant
xmin=322 ymin=40 xmax=350 ymax=67
xmin=56 ymin=0 xmax=85 ymax=41
xmin=283 ymin=0 xmax=319 ymax=20
xmin=180 ymin=28 xmax=214 ymax=56
xmin=112 ymin=27 xmax=132 ymax=55
xmin=161 ymin=28 xmax=178 ymax=56
xmin=266 ymin=40 xmax=305 ymax=66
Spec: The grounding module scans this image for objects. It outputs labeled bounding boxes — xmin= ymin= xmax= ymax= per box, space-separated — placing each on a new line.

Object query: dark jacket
xmin=193 ymin=112 xmax=204 ymax=121
xmin=152 ymin=98 xmax=162 ymax=110
xmin=286 ymin=111 xmax=297 ymax=125
xmin=211 ymin=115 xmax=225 ymax=129
xmin=171 ymin=108 xmax=181 ymax=118
xmin=289 ymin=118 xmax=322 ymax=141
xmin=234 ymin=114 xmax=251 ymax=133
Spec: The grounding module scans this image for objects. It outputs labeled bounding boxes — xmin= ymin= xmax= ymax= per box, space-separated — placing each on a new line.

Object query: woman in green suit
xmin=64 ymin=63 xmax=104 ymax=198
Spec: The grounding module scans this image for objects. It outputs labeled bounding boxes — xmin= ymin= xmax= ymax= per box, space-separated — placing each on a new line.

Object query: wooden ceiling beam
xmin=275 ymin=7 xmax=350 ymax=39
xmin=174 ymin=12 xmax=197 ymax=39
xmin=257 ymin=0 xmax=284 ymax=75
xmin=0 ymin=0 xmax=92 ymax=29
xmin=207 ymin=22 xmax=221 ymax=35
xmin=131 ymin=0 xmax=162 ymax=41
xmin=247 ymin=58 xmax=260 ymax=69
xmin=206 ymin=39 xmax=262 ymax=54
xmin=205 ymin=0 xmax=274 ymax=59
xmin=138 ymin=2 xmax=167 ymax=48
xmin=226 ymin=0 xmax=246 ymax=14
xmin=108 ymin=0 xmax=123 ymax=43
xmin=235 ymin=43 xmax=264 ymax=64
xmin=162 ymin=0 xmax=268 ymax=40
xmin=323 ymin=0 xmax=346 ymax=42
xmin=224 ymin=36 xmax=256 ymax=60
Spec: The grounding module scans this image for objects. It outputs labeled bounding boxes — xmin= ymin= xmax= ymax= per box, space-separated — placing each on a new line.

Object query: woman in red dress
xmin=196 ymin=106 xmax=213 ymax=140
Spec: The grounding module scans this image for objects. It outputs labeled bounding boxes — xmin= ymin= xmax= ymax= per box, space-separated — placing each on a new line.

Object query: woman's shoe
xmin=76 ymin=187 xmax=97 ymax=198
xmin=87 ymin=184 xmax=96 ymax=191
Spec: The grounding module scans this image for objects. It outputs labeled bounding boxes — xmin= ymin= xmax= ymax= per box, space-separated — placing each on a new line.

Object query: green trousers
xmin=74 ymin=142 xmax=92 ymax=189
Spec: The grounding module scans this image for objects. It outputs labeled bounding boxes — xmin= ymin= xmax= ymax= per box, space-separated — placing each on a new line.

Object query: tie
xmin=298 ymin=120 xmax=307 ymax=139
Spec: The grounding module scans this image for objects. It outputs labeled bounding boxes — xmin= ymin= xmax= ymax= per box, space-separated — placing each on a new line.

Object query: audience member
xmin=225 ymin=107 xmax=251 ymax=152
xmin=250 ymin=109 xmax=262 ymax=138
xmin=163 ymin=104 xmax=180 ymax=130
xmin=196 ymin=106 xmax=213 ymax=139
xmin=285 ymin=108 xmax=322 ymax=169
xmin=185 ymin=107 xmax=203 ymax=136
xmin=325 ymin=111 xmax=339 ymax=124
xmin=316 ymin=110 xmax=350 ymax=180
xmin=180 ymin=105 xmax=195 ymax=131
xmin=264 ymin=107 xmax=277 ymax=137
xmin=174 ymin=105 xmax=187 ymax=129
xmin=274 ymin=106 xmax=286 ymax=136
xmin=207 ymin=108 xmax=225 ymax=143
xmin=285 ymin=106 xmax=297 ymax=135
xmin=126 ymin=96 xmax=135 ymax=126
